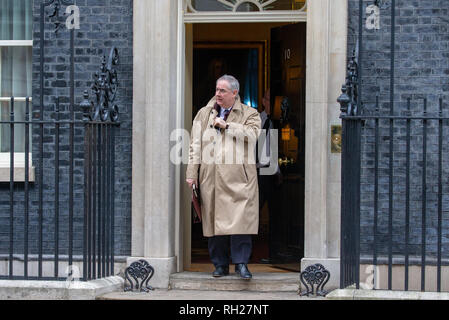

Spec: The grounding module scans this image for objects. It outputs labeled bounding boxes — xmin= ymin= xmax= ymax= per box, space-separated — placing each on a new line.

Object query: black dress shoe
xmin=235 ymin=263 xmax=252 ymax=280
xmin=212 ymin=266 xmax=229 ymax=277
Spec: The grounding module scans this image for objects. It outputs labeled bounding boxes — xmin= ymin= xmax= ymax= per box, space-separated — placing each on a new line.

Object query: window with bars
xmin=0 ymin=0 xmax=32 ymax=165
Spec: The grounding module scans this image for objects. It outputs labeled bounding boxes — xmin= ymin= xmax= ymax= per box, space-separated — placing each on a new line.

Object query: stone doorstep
xmin=169 ymin=272 xmax=301 ymax=292
xmin=0 ymin=276 xmax=124 ymax=300
xmin=327 ymin=289 xmax=449 ymax=300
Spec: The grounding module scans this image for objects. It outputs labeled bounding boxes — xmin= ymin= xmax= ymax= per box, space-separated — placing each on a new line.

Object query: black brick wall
xmin=347 ymin=0 xmax=449 ymax=260
xmin=0 ymin=0 xmax=133 ymax=258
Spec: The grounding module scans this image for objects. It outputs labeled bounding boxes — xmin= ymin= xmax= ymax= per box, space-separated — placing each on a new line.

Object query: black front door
xmin=269 ymin=23 xmax=306 ymax=271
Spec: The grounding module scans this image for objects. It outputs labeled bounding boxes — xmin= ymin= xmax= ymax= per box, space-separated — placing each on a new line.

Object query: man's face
xmin=216 ymin=80 xmax=237 ymax=109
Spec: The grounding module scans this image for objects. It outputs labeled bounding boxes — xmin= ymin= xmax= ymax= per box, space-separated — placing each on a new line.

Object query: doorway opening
xmin=188 ymin=22 xmax=306 ymax=273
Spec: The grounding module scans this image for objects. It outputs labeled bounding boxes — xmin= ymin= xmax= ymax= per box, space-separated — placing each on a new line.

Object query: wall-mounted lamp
xmin=281 ymin=125 xmax=292 ymax=141
xmin=331 ymin=125 xmax=342 ymax=153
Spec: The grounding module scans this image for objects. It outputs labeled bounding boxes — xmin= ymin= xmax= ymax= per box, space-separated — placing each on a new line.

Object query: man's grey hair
xmin=217 ymin=74 xmax=240 ymax=94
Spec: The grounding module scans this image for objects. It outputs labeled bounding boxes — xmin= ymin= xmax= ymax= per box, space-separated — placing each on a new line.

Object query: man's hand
xmin=186 ymin=178 xmax=197 ymax=189
xmin=213 ymin=117 xmax=227 ymax=129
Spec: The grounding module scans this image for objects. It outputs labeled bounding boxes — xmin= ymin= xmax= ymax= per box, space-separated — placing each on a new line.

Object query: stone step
xmin=169 ymin=272 xmax=300 ymax=292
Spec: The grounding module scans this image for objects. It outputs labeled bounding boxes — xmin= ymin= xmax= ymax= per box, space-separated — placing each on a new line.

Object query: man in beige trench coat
xmin=186 ymin=75 xmax=261 ymax=279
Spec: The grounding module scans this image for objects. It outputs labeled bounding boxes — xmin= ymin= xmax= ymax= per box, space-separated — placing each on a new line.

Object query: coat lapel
xmin=225 ymin=98 xmax=243 ymax=124
xmin=204 ymin=96 xmax=244 ymax=130
xmin=203 ymin=103 xmax=218 ymax=132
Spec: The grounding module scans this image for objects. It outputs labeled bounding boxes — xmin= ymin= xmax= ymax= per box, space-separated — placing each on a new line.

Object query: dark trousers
xmin=258 ymin=175 xmax=275 ymax=231
xmin=208 ymin=235 xmax=252 ymax=267
xmin=258 ymin=175 xmax=274 ymax=211
xmin=258 ymin=174 xmax=275 ymax=259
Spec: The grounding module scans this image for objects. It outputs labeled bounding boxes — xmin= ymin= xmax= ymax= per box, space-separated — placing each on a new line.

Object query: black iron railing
xmin=0 ymin=0 xmax=120 ymax=282
xmin=339 ymin=0 xmax=449 ymax=292
xmin=83 ymin=114 xmax=118 ymax=281
xmin=0 ymin=92 xmax=118 ymax=281
xmin=340 ymin=96 xmax=449 ymax=292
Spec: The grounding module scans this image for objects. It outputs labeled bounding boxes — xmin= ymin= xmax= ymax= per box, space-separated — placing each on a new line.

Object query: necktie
xmin=263 ymin=116 xmax=271 ymax=131
xmin=223 ymin=109 xmax=231 ymax=121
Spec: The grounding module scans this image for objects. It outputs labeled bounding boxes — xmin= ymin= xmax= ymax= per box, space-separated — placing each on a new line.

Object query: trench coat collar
xmin=206 ymin=95 xmax=243 ymax=122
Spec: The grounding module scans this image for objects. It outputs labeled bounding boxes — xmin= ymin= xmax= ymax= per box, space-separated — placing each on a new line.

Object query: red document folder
xmin=192 ymin=184 xmax=202 ymax=223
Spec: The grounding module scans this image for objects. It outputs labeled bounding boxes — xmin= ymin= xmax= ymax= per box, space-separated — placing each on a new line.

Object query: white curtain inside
xmin=0 ymin=0 xmax=32 ymax=152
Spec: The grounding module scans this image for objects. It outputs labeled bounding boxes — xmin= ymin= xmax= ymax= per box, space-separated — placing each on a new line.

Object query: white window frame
xmin=0 ymin=40 xmax=34 ymax=182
